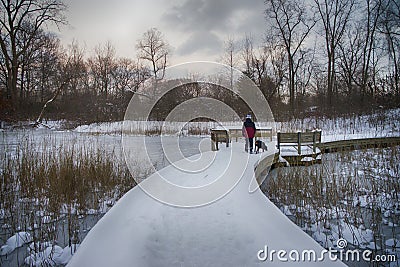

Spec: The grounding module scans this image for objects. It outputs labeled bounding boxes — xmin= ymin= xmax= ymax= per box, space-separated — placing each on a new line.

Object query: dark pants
xmin=245 ymin=138 xmax=254 ymax=152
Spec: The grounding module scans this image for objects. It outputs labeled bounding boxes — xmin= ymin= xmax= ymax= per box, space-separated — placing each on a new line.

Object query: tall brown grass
xmin=0 ymin=132 xmax=138 ymax=257
xmin=263 ymin=145 xmax=400 ymax=258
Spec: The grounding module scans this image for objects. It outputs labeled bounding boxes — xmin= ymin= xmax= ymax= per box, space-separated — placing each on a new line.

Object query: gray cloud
xmin=162 ymin=0 xmax=266 ymax=57
xmin=163 ymin=0 xmax=240 ymax=32
xmin=60 ymin=0 xmax=268 ymax=61
xmin=178 ymin=31 xmax=223 ymax=56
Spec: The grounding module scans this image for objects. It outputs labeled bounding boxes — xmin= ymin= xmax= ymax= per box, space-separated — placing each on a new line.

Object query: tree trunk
xmin=288 ymin=53 xmax=295 ymax=115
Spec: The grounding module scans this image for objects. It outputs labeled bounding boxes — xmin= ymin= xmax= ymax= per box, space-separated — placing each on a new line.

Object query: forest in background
xmin=1 ymin=0 xmax=399 ymax=124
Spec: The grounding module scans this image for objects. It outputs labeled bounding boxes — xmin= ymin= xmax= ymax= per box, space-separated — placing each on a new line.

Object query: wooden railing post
xmin=211 ymin=132 xmax=216 ymax=151
xmin=277 ymin=132 xmax=281 ymax=151
xmin=297 ymin=131 xmax=301 ymax=155
xmin=312 ymin=130 xmax=316 ymax=153
xmin=318 ymin=130 xmax=322 ymax=143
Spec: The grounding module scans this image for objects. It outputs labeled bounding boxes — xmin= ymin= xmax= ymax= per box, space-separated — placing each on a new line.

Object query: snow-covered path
xmin=67 ymin=142 xmax=346 ymax=266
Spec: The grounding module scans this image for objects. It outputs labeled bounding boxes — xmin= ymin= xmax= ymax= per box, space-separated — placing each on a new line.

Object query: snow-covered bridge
xmin=67 ymin=140 xmax=345 ymax=266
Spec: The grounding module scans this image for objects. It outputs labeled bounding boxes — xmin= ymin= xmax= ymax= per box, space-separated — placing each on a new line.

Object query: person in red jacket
xmin=242 ymin=114 xmax=256 ymax=153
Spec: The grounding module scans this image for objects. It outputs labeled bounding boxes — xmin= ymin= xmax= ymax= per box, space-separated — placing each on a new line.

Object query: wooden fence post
xmin=312 ymin=131 xmax=316 ymax=153
xmin=211 ymin=132 xmax=216 ymax=151
xmin=297 ymin=131 xmax=301 ymax=155
xmin=277 ymin=132 xmax=281 ymax=151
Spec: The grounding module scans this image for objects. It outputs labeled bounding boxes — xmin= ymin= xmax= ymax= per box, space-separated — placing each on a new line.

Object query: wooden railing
xmin=210 ymin=129 xmax=230 ymax=151
xmin=211 ymin=127 xmax=273 ymax=151
xmin=228 ymin=128 xmax=273 ymax=142
xmin=277 ymin=130 xmax=322 ymax=155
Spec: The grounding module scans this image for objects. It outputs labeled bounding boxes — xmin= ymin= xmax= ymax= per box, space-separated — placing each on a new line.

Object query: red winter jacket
xmin=242 ymin=118 xmax=256 ymax=138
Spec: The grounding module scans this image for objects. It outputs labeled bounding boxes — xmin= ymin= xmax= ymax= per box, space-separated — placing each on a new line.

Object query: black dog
xmin=255 ymin=140 xmax=268 ymax=154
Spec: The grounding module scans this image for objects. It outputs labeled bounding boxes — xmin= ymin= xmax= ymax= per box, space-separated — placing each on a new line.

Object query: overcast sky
xmin=56 ymin=0 xmax=267 ymax=64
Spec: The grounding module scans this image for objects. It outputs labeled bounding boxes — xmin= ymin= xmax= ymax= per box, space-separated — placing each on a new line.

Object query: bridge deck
xmin=210 ymin=128 xmax=400 ymax=166
xmin=68 ymin=141 xmax=344 ymax=267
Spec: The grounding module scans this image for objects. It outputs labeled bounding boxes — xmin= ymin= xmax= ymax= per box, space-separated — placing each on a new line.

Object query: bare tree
xmin=35 ymin=40 xmax=88 ymax=124
xmin=112 ymin=57 xmax=149 ymax=99
xmin=35 ymin=51 xmax=72 ymax=124
xmin=24 ymin=32 xmax=61 ymax=103
xmin=352 ymin=0 xmax=386 ymax=103
xmin=242 ymin=34 xmax=255 ymax=79
xmin=135 ymin=28 xmax=170 ymax=100
xmin=294 ymin=47 xmax=316 ymax=111
xmin=63 ymin=40 xmax=87 ymax=96
xmin=264 ymin=37 xmax=286 ymax=101
xmin=221 ymin=36 xmax=239 ymax=89
xmin=88 ymin=41 xmax=116 ymax=98
xmin=240 ymin=35 xmax=285 ymax=103
xmin=265 ymin=0 xmax=316 ymax=115
xmin=379 ymin=0 xmax=400 ymax=97
xmin=0 ymin=0 xmax=67 ymax=106
xmin=136 ymin=28 xmax=169 ymax=81
xmin=338 ymin=26 xmax=364 ymax=97
xmin=314 ymin=0 xmax=355 ymax=110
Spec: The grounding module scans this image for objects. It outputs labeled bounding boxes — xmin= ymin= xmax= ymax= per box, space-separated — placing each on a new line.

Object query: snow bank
xmin=279 ymin=146 xmax=321 ymax=157
xmin=0 ymin=232 xmax=79 ymax=266
xmin=74 ymin=121 xmax=124 ymax=134
xmin=24 ymin=244 xmax=80 ymax=266
xmin=0 ymin=232 xmax=32 ymax=256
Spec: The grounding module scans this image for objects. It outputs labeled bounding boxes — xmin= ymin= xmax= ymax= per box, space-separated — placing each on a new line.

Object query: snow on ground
xmin=0 ymin=232 xmax=32 ymax=256
xmin=74 ymin=121 xmax=124 ymax=134
xmin=67 ymin=142 xmax=345 ymax=266
xmin=279 ymin=145 xmax=321 ymax=156
xmin=72 ymin=108 xmax=400 ymax=140
xmin=24 ymin=244 xmax=79 ymax=266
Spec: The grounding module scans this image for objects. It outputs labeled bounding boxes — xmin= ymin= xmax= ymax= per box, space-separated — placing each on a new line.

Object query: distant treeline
xmin=1 ymin=0 xmax=399 ymax=123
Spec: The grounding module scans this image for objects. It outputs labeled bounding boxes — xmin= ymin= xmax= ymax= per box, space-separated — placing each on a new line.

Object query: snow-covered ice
xmin=67 ymin=142 xmax=345 ymax=266
xmin=0 ymin=232 xmax=32 ymax=256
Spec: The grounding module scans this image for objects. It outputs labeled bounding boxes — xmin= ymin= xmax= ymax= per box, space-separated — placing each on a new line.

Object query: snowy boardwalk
xmin=68 ymin=142 xmax=345 ymax=266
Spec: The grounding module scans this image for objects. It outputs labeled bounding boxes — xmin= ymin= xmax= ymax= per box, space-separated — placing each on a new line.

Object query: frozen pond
xmin=0 ymin=129 xmax=206 ymax=170
xmin=0 ymin=129 xmax=207 ymax=266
